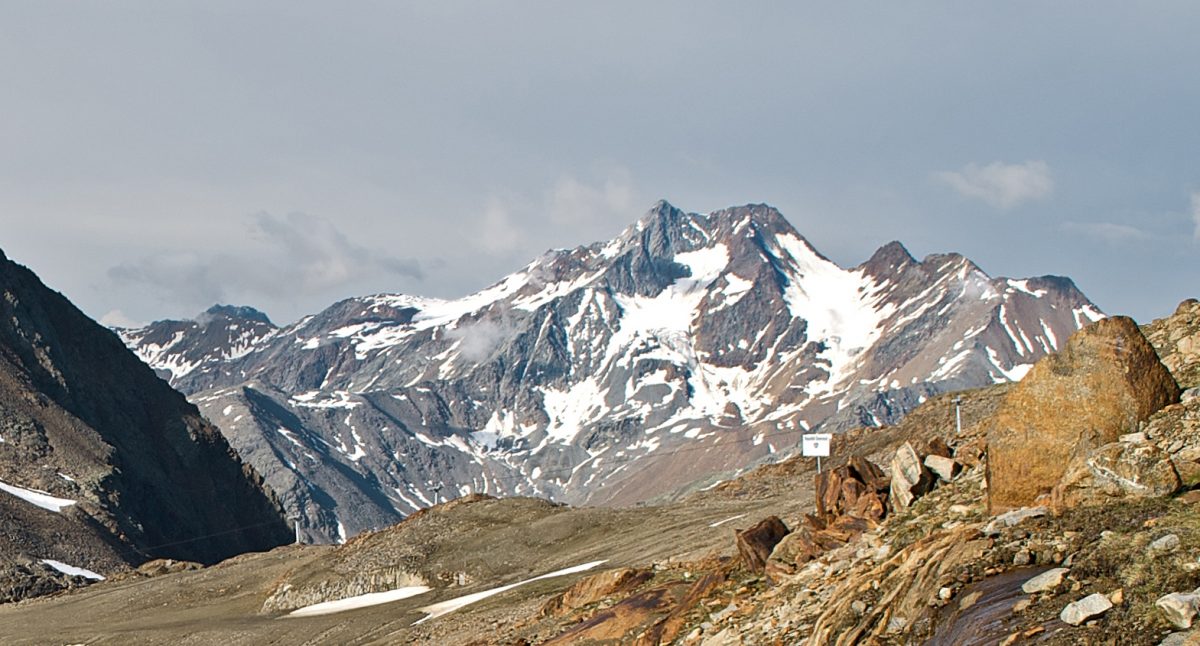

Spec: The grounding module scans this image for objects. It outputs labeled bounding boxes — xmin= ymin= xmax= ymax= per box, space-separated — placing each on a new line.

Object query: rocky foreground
xmin=0 ymin=300 xmax=1197 ymax=645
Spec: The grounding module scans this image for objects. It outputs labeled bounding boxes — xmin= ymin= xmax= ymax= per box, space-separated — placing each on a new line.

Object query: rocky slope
xmin=5 ymin=302 xmax=1198 ymax=644
xmin=119 ymin=201 xmax=1103 ymax=542
xmin=0 ymin=248 xmax=293 ymax=602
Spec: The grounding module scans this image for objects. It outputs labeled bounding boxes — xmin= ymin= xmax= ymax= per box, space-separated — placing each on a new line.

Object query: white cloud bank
xmin=934 ymin=160 xmax=1054 ymax=209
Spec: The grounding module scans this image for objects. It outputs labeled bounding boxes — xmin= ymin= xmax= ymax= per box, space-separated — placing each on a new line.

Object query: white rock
xmin=1060 ymin=593 xmax=1113 ymax=625
xmin=924 ymin=454 xmax=961 ymax=482
xmin=983 ymin=506 xmax=1048 ymax=536
xmin=1022 ymin=568 xmax=1070 ymax=594
xmin=1150 ymin=534 xmax=1182 ymax=556
xmin=1120 ymin=432 xmax=1148 ymax=444
xmin=1157 ymin=592 xmax=1200 ymax=629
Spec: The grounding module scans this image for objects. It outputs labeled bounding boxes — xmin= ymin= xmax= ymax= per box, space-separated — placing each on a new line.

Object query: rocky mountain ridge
xmin=119 ymin=201 xmax=1104 ymax=542
xmin=0 ymin=248 xmax=292 ymax=601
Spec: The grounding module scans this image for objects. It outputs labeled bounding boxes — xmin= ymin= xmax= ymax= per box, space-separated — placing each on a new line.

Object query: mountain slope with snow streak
xmin=121 ymin=201 xmax=1101 ymax=542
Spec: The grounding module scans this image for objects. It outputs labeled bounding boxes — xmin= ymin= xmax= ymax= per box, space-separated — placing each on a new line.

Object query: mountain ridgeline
xmin=0 ymin=248 xmax=292 ymax=598
xmin=119 ymin=202 xmax=1103 ymax=542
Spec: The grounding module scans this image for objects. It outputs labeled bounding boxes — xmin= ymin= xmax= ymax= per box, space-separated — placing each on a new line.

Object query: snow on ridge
xmin=1007 ymin=278 xmax=1048 ymax=298
xmin=1073 ymin=304 xmax=1105 ymax=327
xmin=0 ymin=480 xmax=76 ymax=513
xmin=772 ymin=233 xmax=895 ymax=394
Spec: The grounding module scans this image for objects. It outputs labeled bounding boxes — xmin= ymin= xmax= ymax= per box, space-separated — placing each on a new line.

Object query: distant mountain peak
xmin=200 ymin=304 xmax=274 ymax=326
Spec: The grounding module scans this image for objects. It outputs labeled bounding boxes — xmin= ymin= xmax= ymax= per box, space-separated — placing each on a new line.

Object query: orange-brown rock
xmin=736 ymin=516 xmax=790 ymax=574
xmin=542 ymin=585 xmax=682 ymax=645
xmin=541 ymin=567 xmax=653 ymax=617
xmin=986 ymin=316 xmax=1180 ymax=512
xmin=815 ymin=456 xmax=889 ymax=522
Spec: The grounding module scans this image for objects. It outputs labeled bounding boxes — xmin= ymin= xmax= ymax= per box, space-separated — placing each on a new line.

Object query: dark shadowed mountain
xmin=0 ymin=248 xmax=292 ymax=599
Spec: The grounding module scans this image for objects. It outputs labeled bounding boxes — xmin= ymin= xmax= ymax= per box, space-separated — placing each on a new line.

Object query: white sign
xmin=801 ymin=433 xmax=832 ymax=457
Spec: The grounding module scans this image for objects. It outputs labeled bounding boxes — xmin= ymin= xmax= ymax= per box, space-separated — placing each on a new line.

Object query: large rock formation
xmin=1144 ymin=299 xmax=1200 ymax=390
xmin=986 ymin=316 xmax=1180 ymax=512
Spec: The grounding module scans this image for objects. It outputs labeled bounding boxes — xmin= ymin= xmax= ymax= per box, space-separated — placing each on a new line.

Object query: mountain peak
xmin=200 ymin=304 xmax=274 ymax=326
xmin=861 ymin=241 xmax=917 ymax=273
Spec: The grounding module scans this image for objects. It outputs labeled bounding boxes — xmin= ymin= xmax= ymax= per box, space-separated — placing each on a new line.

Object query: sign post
xmin=801 ymin=433 xmax=832 ymax=473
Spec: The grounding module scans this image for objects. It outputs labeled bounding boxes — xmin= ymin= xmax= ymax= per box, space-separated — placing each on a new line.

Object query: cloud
xmin=108 ymin=212 xmax=422 ymax=317
xmin=98 ymin=309 xmax=145 ymax=329
xmin=1062 ymin=221 xmax=1150 ymax=244
xmin=475 ymin=168 xmax=641 ymax=256
xmin=545 ymin=168 xmax=637 ymax=225
xmin=444 ymin=316 xmax=519 ymax=362
xmin=478 ymin=198 xmax=522 ymax=254
xmin=933 ymin=160 xmax=1054 ymax=209
xmin=1192 ymin=192 xmax=1200 ymax=241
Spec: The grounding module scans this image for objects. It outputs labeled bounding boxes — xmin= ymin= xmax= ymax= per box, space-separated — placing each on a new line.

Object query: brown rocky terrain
xmin=1 ymin=298 xmax=1198 ymax=645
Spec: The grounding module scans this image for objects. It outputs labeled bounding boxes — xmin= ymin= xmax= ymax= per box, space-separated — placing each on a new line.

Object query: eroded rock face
xmin=1144 ymin=299 xmax=1200 ymax=390
xmin=1146 ymin=398 xmax=1200 ymax=487
xmin=986 ymin=317 xmax=1180 ymax=511
xmin=890 ymin=442 xmax=934 ymax=509
xmin=541 ymin=567 xmax=652 ymax=618
xmin=1052 ymin=438 xmax=1181 ymax=510
xmin=815 ymin=456 xmax=890 ymax=521
xmin=736 ymin=516 xmax=790 ymax=574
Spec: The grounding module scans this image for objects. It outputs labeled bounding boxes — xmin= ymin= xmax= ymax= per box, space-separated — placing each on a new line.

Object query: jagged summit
xmin=201 ymin=304 xmax=274 ymax=325
xmin=118 ymin=201 xmax=1103 ymax=542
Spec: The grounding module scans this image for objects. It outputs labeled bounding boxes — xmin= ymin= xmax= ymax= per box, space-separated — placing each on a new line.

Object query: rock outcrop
xmin=735 ymin=516 xmax=790 ymax=574
xmin=1053 ymin=435 xmax=1181 ymax=509
xmin=890 ymin=441 xmax=934 ymax=509
xmin=1145 ymin=299 xmax=1200 ymax=390
xmin=986 ymin=317 xmax=1180 ymax=511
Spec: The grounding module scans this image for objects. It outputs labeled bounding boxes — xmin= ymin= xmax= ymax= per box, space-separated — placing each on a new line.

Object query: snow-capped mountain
xmin=119 ymin=201 xmax=1103 ymax=542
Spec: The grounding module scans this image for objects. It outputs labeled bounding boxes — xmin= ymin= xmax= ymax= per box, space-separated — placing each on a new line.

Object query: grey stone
xmin=983 ymin=506 xmax=1048 ymax=537
xmin=924 ymin=454 xmax=962 ymax=482
xmin=1150 ymin=534 xmax=1182 ymax=556
xmin=1021 ymin=568 xmax=1069 ymax=594
xmin=1157 ymin=592 xmax=1200 ymax=629
xmin=1060 ymin=593 xmax=1113 ymax=625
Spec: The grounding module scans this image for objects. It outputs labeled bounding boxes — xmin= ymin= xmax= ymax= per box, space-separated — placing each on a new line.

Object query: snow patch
xmin=41 ymin=559 xmax=104 ymax=581
xmin=0 ymin=480 xmax=76 ymax=513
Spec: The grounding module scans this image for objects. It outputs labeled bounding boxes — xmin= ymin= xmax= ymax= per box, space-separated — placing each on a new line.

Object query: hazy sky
xmin=2 ymin=2 xmax=1197 ymax=327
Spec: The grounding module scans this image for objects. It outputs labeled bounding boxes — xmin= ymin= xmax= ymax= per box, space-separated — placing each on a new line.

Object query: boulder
xmin=541 ymin=567 xmax=652 ymax=617
xmin=924 ymin=454 xmax=962 ymax=482
xmin=1159 ymin=631 xmax=1200 ymax=646
xmin=1158 ymin=592 xmax=1200 ymax=629
xmin=1060 ymin=592 xmax=1113 ymax=625
xmin=1149 ymin=534 xmax=1183 ymax=557
xmin=736 ymin=516 xmax=790 ymax=574
xmin=987 ymin=317 xmax=1180 ymax=512
xmin=1052 ymin=440 xmax=1182 ymax=510
xmin=982 ymin=506 xmax=1047 ymax=536
xmin=890 ymin=442 xmax=934 ymax=509
xmin=1021 ymin=567 xmax=1069 ymax=594
xmin=815 ymin=457 xmax=889 ymax=522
